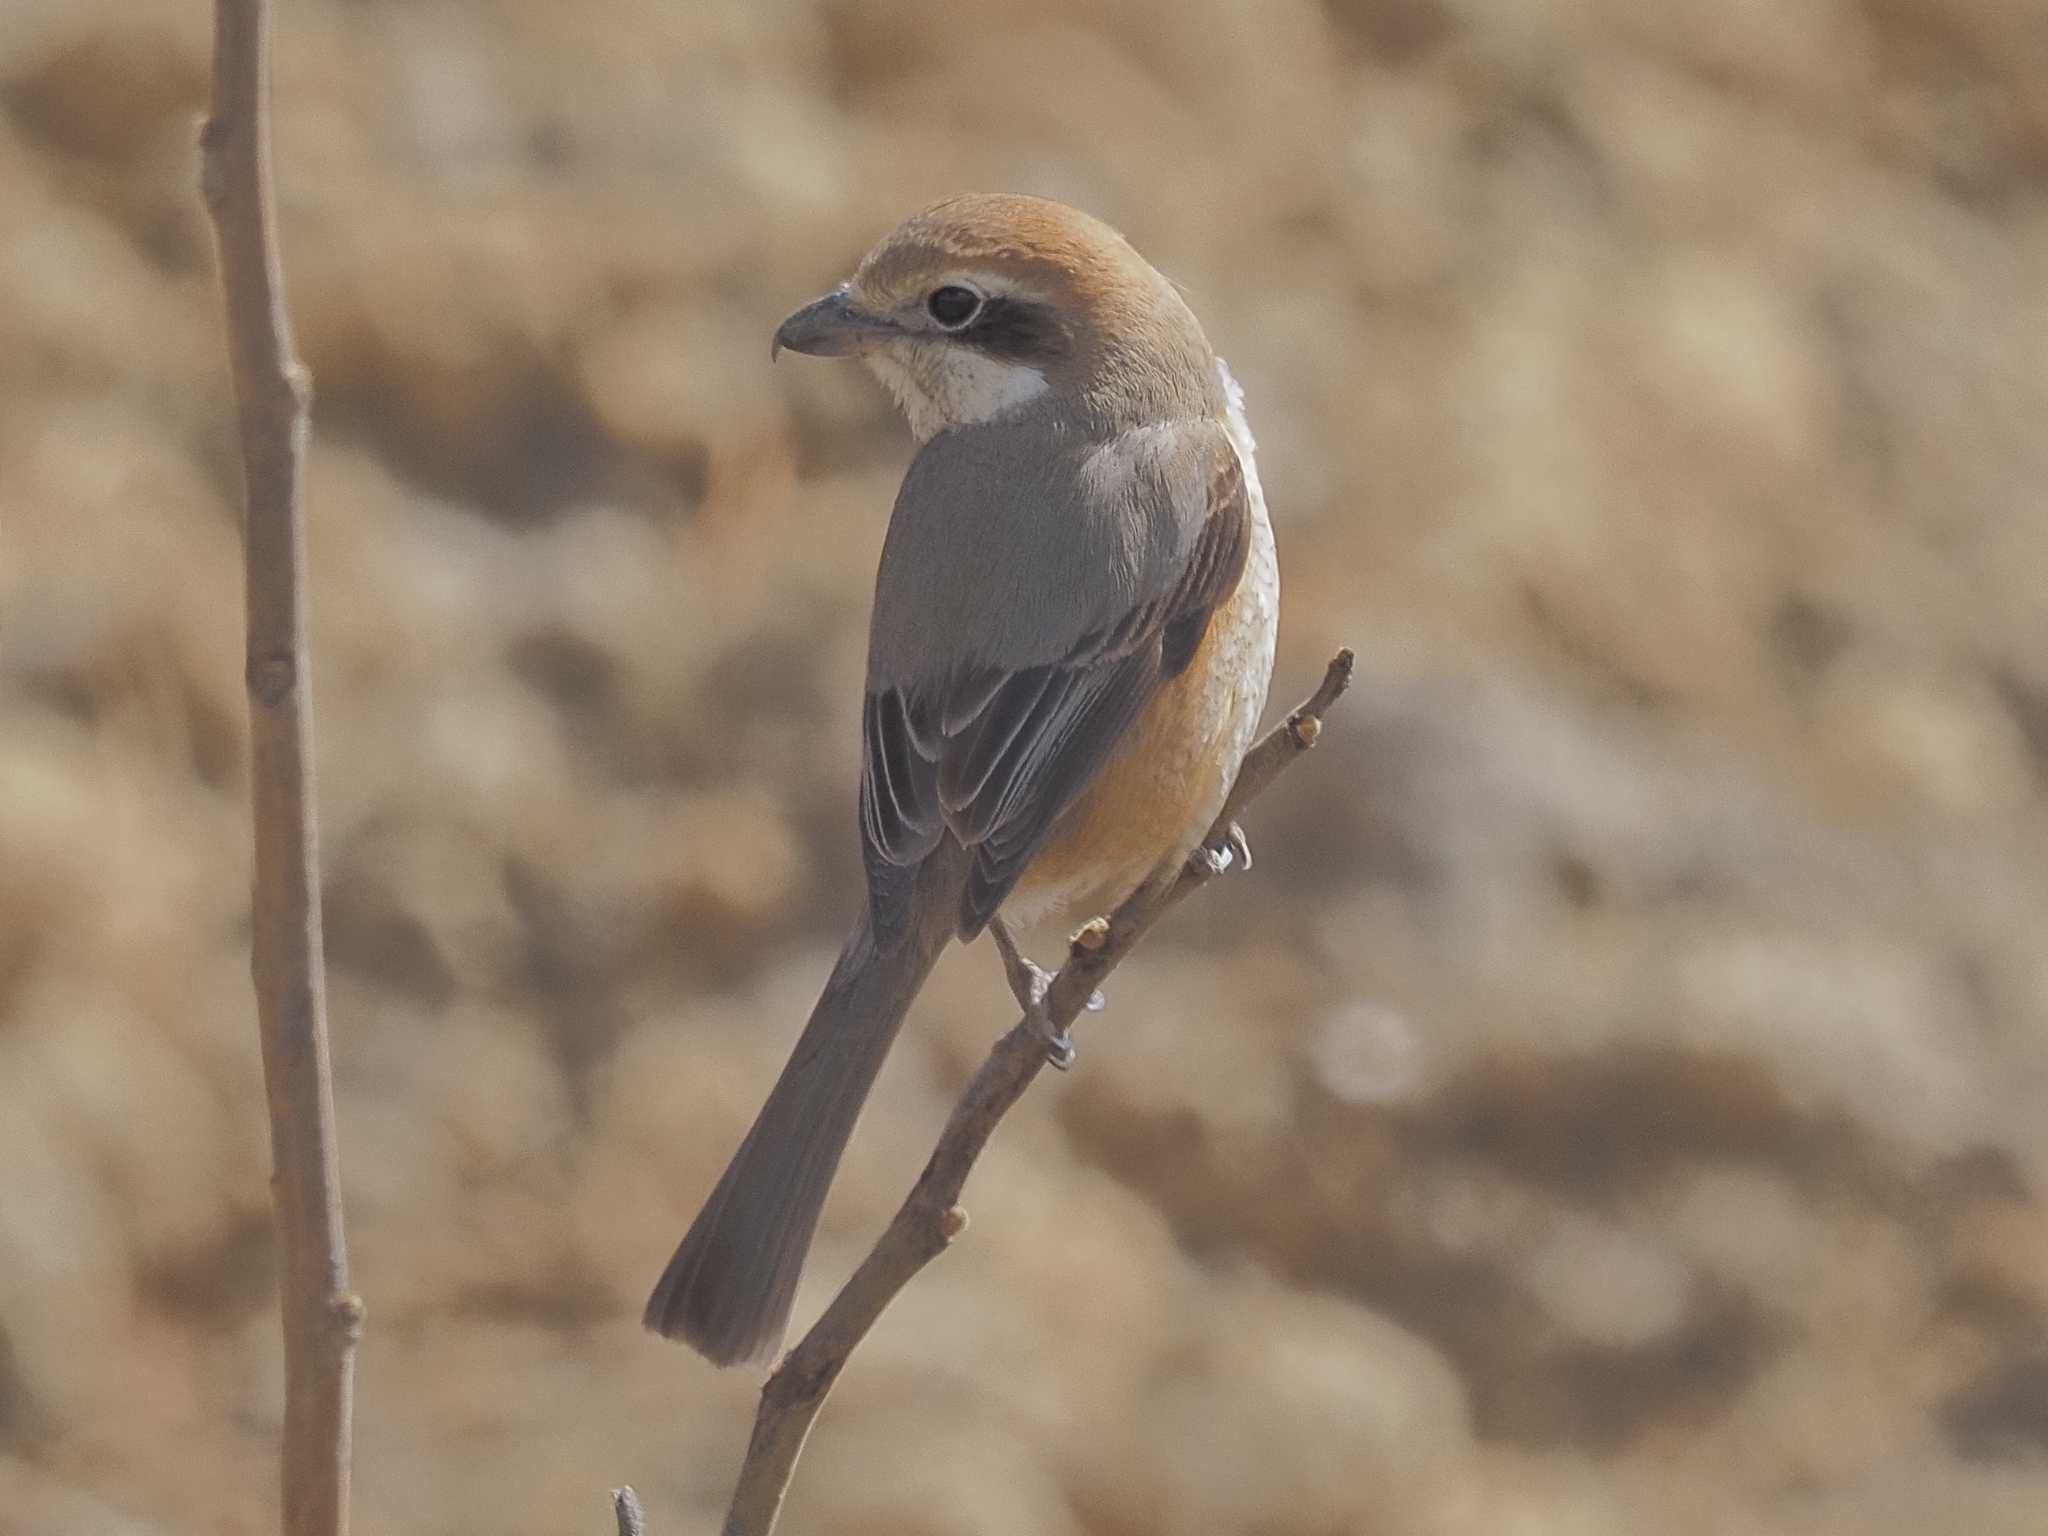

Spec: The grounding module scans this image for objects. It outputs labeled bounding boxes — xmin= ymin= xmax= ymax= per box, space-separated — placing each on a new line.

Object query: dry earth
xmin=2 ymin=1 xmax=2047 ymax=1532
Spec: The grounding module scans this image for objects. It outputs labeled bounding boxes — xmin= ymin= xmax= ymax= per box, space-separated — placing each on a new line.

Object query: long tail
xmin=643 ymin=905 xmax=954 ymax=1366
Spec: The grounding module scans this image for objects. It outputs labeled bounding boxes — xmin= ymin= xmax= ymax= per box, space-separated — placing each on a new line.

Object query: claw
xmin=1192 ymin=821 xmax=1253 ymax=877
xmin=990 ymin=917 xmax=1077 ymax=1069
xmin=1225 ymin=822 xmax=1253 ymax=872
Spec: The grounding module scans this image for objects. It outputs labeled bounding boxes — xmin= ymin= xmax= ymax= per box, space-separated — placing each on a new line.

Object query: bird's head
xmin=772 ymin=193 xmax=1218 ymax=440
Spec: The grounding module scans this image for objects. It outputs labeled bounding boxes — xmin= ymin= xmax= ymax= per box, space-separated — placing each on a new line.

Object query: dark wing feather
xmin=950 ymin=649 xmax=1161 ymax=932
xmin=860 ymin=690 xmax=943 ymax=867
xmin=1160 ymin=442 xmax=1250 ymax=677
xmin=860 ymin=422 xmax=1253 ymax=940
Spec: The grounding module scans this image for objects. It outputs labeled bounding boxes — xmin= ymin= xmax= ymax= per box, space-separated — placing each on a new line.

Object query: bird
xmin=644 ymin=193 xmax=1279 ymax=1366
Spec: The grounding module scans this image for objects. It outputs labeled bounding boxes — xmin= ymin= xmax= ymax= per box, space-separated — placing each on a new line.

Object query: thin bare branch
xmin=202 ymin=5 xmax=358 ymax=1535
xmin=719 ymin=648 xmax=1356 ymax=1536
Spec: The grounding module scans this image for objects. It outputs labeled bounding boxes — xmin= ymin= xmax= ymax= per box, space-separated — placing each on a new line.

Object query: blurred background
xmin=3 ymin=0 xmax=2047 ymax=1531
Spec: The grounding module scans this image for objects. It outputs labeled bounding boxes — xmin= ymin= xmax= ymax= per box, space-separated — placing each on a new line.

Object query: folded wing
xmin=860 ymin=419 xmax=1252 ymax=939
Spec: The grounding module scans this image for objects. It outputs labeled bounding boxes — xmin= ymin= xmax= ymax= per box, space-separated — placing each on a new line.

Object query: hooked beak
xmin=771 ymin=288 xmax=895 ymax=360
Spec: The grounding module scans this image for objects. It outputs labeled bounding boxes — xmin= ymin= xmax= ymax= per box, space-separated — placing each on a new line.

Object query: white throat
xmin=863 ymin=342 xmax=1049 ymax=442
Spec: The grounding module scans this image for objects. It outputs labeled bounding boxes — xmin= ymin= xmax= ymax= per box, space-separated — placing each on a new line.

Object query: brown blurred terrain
xmin=4 ymin=0 xmax=2048 ymax=1530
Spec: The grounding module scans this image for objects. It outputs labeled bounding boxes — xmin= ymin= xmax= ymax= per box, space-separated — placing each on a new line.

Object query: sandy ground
xmin=2 ymin=0 xmax=2046 ymax=1531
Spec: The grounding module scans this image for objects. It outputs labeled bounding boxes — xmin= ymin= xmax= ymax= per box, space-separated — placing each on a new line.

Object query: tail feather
xmin=643 ymin=906 xmax=953 ymax=1366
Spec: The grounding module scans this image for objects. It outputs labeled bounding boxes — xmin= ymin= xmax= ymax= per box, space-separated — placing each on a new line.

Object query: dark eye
xmin=926 ymin=286 xmax=981 ymax=328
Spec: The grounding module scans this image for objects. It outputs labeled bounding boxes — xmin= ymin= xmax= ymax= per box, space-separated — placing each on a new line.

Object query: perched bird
xmin=645 ymin=193 xmax=1279 ymax=1366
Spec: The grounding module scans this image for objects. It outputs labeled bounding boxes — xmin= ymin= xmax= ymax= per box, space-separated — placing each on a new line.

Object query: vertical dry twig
xmin=201 ymin=5 xmax=359 ymax=1535
xmin=715 ymin=650 xmax=1355 ymax=1536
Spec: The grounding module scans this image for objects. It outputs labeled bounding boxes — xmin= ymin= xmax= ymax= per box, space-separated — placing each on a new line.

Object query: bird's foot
xmin=990 ymin=917 xmax=1076 ymax=1069
xmin=1191 ymin=820 xmax=1253 ymax=877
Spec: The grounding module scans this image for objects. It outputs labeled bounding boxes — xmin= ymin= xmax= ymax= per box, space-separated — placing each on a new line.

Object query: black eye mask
xmin=962 ymin=297 xmax=1071 ymax=364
